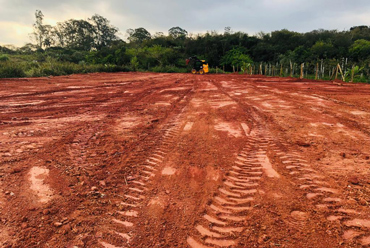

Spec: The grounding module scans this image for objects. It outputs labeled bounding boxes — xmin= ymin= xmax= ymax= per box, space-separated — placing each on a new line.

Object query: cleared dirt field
xmin=0 ymin=72 xmax=370 ymax=248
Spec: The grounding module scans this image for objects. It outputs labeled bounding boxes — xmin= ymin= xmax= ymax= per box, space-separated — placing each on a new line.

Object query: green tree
xmin=270 ymin=29 xmax=303 ymax=55
xmin=311 ymin=40 xmax=335 ymax=59
xmin=147 ymin=45 xmax=173 ymax=66
xmin=292 ymin=46 xmax=310 ymax=64
xmin=127 ymin=28 xmax=151 ymax=43
xmin=349 ymin=39 xmax=370 ymax=61
xmin=221 ymin=47 xmax=253 ymax=70
xmin=130 ymin=56 xmax=139 ymax=71
xmin=350 ymin=26 xmax=370 ymax=41
xmin=31 ymin=10 xmax=53 ymax=49
xmin=168 ymin=27 xmax=188 ymax=39
xmin=56 ymin=19 xmax=95 ymax=50
xmin=18 ymin=43 xmax=38 ymax=54
xmin=89 ymin=14 xmax=119 ymax=49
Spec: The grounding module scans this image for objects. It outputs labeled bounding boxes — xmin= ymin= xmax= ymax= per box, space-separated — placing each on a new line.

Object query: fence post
xmin=330 ymin=66 xmax=337 ymax=81
xmin=300 ymin=63 xmax=304 ymax=79
xmin=337 ymin=64 xmax=345 ymax=81
xmin=269 ymin=64 xmax=272 ymax=76
xmin=290 ymin=61 xmax=293 ymax=77
xmin=280 ymin=64 xmax=283 ymax=77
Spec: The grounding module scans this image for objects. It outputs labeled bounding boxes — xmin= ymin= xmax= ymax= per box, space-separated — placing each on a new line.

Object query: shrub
xmin=0 ymin=54 xmax=9 ymax=61
xmin=208 ymin=67 xmax=225 ymax=74
xmin=0 ymin=62 xmax=26 ymax=78
xmin=150 ymin=65 xmax=187 ymax=73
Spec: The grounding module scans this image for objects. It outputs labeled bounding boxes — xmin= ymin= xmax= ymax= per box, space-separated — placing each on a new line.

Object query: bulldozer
xmin=186 ymin=56 xmax=209 ymax=74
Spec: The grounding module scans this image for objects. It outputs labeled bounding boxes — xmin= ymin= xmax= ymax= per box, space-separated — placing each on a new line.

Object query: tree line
xmin=1 ymin=10 xmax=370 ymax=81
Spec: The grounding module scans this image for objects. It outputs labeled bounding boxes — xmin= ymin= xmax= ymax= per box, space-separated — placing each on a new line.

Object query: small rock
xmin=54 ymin=222 xmax=63 ymax=227
xmin=10 ymin=167 xmax=22 ymax=174
xmin=42 ymin=209 xmax=50 ymax=215
xmin=165 ymin=190 xmax=170 ymax=194
xmin=99 ymin=181 xmax=106 ymax=186
xmin=5 ymin=191 xmax=10 ymax=195
xmin=340 ymin=152 xmax=346 ymax=158
xmin=296 ymin=141 xmax=310 ymax=147
xmin=91 ymin=186 xmax=98 ymax=191
xmin=21 ymin=223 xmax=28 ymax=228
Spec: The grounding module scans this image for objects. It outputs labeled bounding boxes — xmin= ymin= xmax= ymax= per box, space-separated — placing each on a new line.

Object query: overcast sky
xmin=1 ymin=0 xmax=370 ymax=47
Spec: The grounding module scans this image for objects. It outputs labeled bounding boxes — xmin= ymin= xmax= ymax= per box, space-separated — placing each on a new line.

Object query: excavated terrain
xmin=0 ymin=72 xmax=370 ymax=248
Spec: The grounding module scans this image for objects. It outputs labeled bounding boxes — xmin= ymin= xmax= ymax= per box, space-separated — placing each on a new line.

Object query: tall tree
xmin=31 ymin=10 xmax=53 ymax=49
xmin=349 ymin=39 xmax=370 ymax=61
xmin=147 ymin=45 xmax=172 ymax=66
xmin=57 ymin=19 xmax=95 ymax=50
xmin=168 ymin=27 xmax=188 ymax=39
xmin=127 ymin=28 xmax=151 ymax=43
xmin=89 ymin=14 xmax=119 ymax=50
xmin=221 ymin=46 xmax=253 ymax=70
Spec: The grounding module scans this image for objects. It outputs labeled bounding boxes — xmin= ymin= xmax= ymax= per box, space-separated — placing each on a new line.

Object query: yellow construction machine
xmin=186 ymin=56 xmax=209 ymax=74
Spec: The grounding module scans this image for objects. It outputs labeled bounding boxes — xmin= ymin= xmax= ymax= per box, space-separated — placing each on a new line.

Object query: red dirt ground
xmin=0 ymin=72 xmax=370 ymax=248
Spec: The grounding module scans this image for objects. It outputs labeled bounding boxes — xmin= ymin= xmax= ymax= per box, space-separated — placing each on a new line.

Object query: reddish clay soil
xmin=0 ymin=72 xmax=370 ymax=248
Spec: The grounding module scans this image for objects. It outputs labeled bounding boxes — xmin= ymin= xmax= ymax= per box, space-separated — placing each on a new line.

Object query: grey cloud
xmin=1 ymin=0 xmax=370 ymax=46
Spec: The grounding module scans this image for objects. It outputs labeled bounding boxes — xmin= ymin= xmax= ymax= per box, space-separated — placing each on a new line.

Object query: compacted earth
xmin=0 ymin=72 xmax=369 ymax=248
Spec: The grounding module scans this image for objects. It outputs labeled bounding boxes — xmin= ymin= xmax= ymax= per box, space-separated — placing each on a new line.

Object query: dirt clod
xmin=54 ymin=222 xmax=63 ymax=227
xmin=348 ymin=176 xmax=360 ymax=185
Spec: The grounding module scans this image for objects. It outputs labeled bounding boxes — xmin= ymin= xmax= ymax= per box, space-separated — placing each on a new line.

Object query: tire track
xmin=98 ymin=92 xmax=193 ymax=247
xmin=187 ymin=126 xmax=272 ymax=247
xmin=212 ymin=78 xmax=370 ymax=246
xmin=273 ymin=140 xmax=370 ymax=247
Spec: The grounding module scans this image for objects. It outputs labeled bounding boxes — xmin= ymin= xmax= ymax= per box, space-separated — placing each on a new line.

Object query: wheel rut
xmin=213 ymin=78 xmax=370 ymax=247
xmin=274 ymin=138 xmax=370 ymax=246
xmin=2 ymin=73 xmax=370 ymax=248
xmin=97 ymin=86 xmax=194 ymax=247
xmin=187 ymin=126 xmax=270 ymax=247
